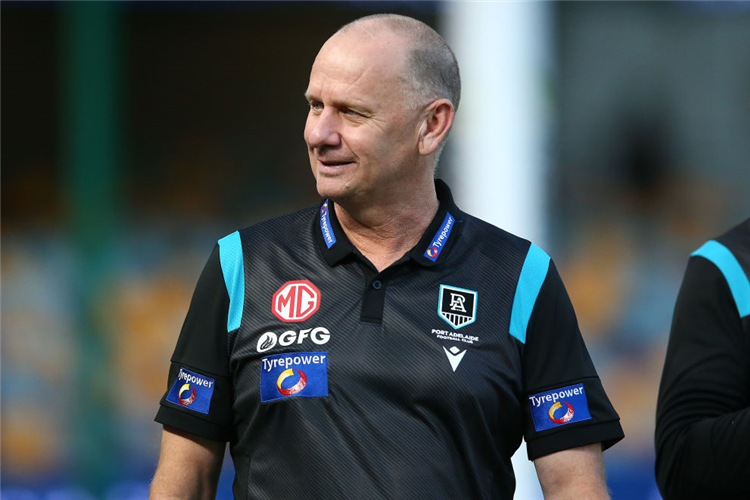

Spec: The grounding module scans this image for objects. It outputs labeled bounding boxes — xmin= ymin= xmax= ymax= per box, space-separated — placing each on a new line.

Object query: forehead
xmin=306 ymin=30 xmax=410 ymax=103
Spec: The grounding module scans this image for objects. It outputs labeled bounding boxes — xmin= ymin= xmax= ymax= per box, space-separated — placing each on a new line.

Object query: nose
xmin=305 ymin=108 xmax=341 ymax=150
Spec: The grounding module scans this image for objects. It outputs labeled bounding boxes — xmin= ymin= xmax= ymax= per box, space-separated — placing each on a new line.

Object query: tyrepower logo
xmin=272 ymin=280 xmax=321 ymax=322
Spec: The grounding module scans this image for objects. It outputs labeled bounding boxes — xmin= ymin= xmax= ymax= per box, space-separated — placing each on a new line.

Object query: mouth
xmin=318 ymin=159 xmax=355 ymax=170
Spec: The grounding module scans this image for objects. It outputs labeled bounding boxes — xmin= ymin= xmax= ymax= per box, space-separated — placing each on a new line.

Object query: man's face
xmin=304 ymin=29 xmax=423 ymax=205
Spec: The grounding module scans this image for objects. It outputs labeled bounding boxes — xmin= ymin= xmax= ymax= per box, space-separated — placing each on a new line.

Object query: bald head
xmin=334 ymin=14 xmax=461 ymax=112
xmin=304 ymin=13 xmax=459 ymax=198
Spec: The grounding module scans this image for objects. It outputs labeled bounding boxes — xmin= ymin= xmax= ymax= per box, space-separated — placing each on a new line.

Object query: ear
xmin=418 ymin=99 xmax=455 ymax=156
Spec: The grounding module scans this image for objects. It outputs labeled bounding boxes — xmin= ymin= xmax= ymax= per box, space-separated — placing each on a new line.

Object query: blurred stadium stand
xmin=2 ymin=2 xmax=749 ymax=499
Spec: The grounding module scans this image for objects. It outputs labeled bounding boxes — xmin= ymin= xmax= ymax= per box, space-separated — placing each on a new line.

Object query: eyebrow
xmin=302 ymin=92 xmax=373 ymax=115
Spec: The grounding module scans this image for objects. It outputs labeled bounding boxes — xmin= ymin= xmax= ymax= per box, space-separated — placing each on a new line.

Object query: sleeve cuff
xmin=526 ymin=419 xmax=624 ymax=461
xmin=155 ymin=404 xmax=232 ymax=442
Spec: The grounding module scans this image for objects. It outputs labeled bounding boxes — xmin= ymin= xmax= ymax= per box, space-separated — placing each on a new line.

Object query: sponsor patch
xmin=423 ymin=212 xmax=455 ymax=262
xmin=166 ymin=367 xmax=215 ymax=414
xmin=260 ymin=352 xmax=328 ymax=402
xmin=320 ymin=201 xmax=336 ymax=248
xmin=438 ymin=285 xmax=477 ymax=329
xmin=528 ymin=383 xmax=592 ymax=432
xmin=272 ymin=280 xmax=321 ymax=322
xmin=256 ymin=327 xmax=331 ymax=353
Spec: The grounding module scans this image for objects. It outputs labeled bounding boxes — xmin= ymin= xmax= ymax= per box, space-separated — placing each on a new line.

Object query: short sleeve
xmin=155 ymin=244 xmax=234 ymax=442
xmin=654 ymin=255 xmax=750 ymax=498
xmin=519 ymin=259 xmax=624 ymax=460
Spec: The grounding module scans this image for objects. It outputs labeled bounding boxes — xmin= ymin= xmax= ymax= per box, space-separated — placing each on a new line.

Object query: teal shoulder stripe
xmin=692 ymin=240 xmax=750 ymax=318
xmin=509 ymin=244 xmax=551 ymax=344
xmin=218 ymin=231 xmax=245 ymax=332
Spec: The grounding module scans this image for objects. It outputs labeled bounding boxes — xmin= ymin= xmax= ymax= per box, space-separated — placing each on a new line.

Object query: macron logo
xmin=443 ymin=345 xmax=466 ymax=372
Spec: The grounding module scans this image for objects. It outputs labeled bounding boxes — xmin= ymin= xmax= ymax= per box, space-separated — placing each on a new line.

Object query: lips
xmin=319 ymin=160 xmax=354 ymax=167
xmin=317 ymin=158 xmax=356 ymax=175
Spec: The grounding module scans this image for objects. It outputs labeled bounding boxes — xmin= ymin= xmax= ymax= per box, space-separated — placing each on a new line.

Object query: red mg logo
xmin=272 ymin=280 xmax=321 ymax=322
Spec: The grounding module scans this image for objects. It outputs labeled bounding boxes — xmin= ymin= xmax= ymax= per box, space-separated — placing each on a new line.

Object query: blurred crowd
xmin=2 ymin=2 xmax=749 ymax=499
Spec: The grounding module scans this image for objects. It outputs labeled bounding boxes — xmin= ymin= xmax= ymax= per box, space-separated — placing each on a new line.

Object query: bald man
xmin=150 ymin=14 xmax=623 ymax=499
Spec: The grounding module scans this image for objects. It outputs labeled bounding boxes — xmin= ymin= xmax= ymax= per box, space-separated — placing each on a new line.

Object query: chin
xmin=317 ymin=178 xmax=354 ymax=203
xmin=315 ymin=177 xmax=351 ymax=201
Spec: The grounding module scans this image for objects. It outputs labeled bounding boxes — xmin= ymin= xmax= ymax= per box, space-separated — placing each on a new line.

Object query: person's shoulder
xmin=219 ymin=204 xmax=319 ymax=243
xmin=460 ymin=211 xmax=546 ymax=264
xmin=692 ymin=217 xmax=750 ymax=266
xmin=689 ymin=217 xmax=750 ymax=318
xmin=715 ymin=218 xmax=750 ymax=256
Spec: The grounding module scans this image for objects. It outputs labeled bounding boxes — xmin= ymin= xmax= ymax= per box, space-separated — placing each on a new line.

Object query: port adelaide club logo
xmin=438 ymin=285 xmax=477 ymax=329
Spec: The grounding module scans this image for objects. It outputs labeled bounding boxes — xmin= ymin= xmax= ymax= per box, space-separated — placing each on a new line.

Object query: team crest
xmin=438 ymin=285 xmax=477 ymax=329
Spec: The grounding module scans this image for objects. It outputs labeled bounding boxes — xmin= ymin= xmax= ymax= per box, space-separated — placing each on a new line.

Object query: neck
xmin=334 ymin=181 xmax=439 ymax=271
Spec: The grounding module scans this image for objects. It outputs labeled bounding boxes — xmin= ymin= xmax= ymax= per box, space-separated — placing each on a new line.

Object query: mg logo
xmin=272 ymin=280 xmax=321 ymax=322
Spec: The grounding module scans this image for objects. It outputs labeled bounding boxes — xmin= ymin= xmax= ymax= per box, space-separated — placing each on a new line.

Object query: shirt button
xmin=372 ymin=280 xmax=382 ymax=290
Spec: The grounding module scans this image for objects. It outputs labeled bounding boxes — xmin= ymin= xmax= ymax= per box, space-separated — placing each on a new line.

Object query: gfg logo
xmin=272 ymin=280 xmax=320 ymax=322
xmin=256 ymin=327 xmax=331 ymax=353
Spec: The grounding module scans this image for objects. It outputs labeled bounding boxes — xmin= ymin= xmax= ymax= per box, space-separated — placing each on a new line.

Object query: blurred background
xmin=2 ymin=2 xmax=749 ymax=499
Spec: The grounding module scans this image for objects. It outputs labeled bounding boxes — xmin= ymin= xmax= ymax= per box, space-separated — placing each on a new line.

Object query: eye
xmin=342 ymin=108 xmax=361 ymax=117
xmin=309 ymin=100 xmax=323 ymax=112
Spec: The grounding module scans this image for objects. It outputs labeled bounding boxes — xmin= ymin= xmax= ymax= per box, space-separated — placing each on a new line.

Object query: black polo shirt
xmin=655 ymin=219 xmax=750 ymax=498
xmin=156 ymin=180 xmax=623 ymax=499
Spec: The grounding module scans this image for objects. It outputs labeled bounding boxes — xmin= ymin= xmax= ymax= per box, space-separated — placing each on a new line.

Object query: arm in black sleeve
xmin=655 ymin=256 xmax=750 ymax=498
xmin=522 ymin=260 xmax=624 ymax=460
xmin=155 ymin=244 xmax=234 ymax=442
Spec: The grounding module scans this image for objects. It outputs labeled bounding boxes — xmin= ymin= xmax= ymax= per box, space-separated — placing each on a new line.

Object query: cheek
xmin=349 ymin=127 xmax=390 ymax=156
